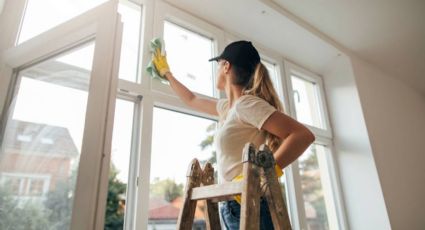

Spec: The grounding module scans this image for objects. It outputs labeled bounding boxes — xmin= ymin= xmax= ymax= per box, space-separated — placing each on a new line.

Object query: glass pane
xmin=148 ymin=108 xmax=217 ymax=229
xmin=263 ymin=60 xmax=283 ymax=99
xmin=298 ymin=144 xmax=338 ymax=230
xmin=104 ymin=99 xmax=134 ymax=229
xmin=18 ymin=0 xmax=108 ymax=44
xmin=117 ymin=2 xmax=142 ymax=82
xmin=163 ymin=21 xmax=215 ymax=97
xmin=291 ymin=75 xmax=324 ymax=129
xmin=18 ymin=0 xmax=141 ymax=82
xmin=0 ymin=42 xmax=94 ymax=230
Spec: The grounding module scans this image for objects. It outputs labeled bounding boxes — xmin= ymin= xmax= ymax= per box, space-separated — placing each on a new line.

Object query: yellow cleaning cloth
xmin=146 ymin=38 xmax=169 ymax=84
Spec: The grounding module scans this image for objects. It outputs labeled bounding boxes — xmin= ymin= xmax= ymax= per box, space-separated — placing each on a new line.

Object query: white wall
xmin=322 ymin=55 xmax=391 ymax=230
xmin=351 ymin=56 xmax=425 ymax=230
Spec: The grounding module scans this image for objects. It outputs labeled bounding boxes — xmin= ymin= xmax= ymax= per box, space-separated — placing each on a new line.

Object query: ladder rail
xmin=176 ymin=143 xmax=292 ymax=230
xmin=202 ymin=162 xmax=221 ymax=230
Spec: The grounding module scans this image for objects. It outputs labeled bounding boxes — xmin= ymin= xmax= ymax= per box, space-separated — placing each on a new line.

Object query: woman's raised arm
xmin=153 ymin=48 xmax=218 ymax=116
xmin=164 ymin=72 xmax=218 ymax=116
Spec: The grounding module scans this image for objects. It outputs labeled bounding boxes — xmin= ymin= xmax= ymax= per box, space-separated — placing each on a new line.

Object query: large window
xmin=0 ymin=0 xmax=137 ymax=228
xmin=0 ymin=0 xmax=346 ymax=229
xmin=148 ymin=107 xmax=216 ymax=229
xmin=0 ymin=42 xmax=94 ymax=229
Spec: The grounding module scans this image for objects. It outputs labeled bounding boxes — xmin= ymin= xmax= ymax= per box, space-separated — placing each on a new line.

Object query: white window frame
xmin=27 ymin=175 xmax=49 ymax=196
xmin=0 ymin=172 xmax=51 ymax=197
xmin=113 ymin=93 xmax=141 ymax=230
xmin=131 ymin=85 xmax=219 ymax=229
xmin=284 ymin=60 xmax=333 ymax=138
xmin=283 ymin=60 xmax=349 ymax=230
xmin=111 ymin=2 xmax=221 ymax=229
xmin=0 ymin=1 xmax=123 ymax=229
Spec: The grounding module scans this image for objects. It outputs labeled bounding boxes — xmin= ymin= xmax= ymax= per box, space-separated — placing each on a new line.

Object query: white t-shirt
xmin=214 ymin=94 xmax=277 ymax=183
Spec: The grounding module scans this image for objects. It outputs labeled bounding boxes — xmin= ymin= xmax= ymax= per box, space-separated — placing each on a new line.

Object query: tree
xmin=299 ymin=145 xmax=329 ymax=229
xmin=199 ymin=122 xmax=218 ymax=181
xmin=104 ymin=164 xmax=127 ymax=230
xmin=0 ymin=186 xmax=50 ymax=230
xmin=44 ymin=169 xmax=76 ymax=229
xmin=150 ymin=178 xmax=183 ymax=202
xmin=46 ymin=163 xmax=128 ymax=230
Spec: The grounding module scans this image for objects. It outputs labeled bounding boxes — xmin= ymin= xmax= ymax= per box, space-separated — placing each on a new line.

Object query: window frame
xmin=0 ymin=1 xmax=123 ymax=229
xmin=0 ymin=172 xmax=51 ymax=197
xmin=110 ymin=93 xmax=141 ymax=230
xmin=284 ymin=60 xmax=333 ymax=138
xmin=283 ymin=60 xmax=349 ymax=230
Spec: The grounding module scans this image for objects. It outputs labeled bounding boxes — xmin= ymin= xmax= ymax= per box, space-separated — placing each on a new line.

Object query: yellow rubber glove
xmin=232 ymin=164 xmax=284 ymax=204
xmin=152 ymin=48 xmax=170 ymax=78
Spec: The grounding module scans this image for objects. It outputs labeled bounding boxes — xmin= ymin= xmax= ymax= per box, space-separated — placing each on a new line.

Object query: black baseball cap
xmin=209 ymin=40 xmax=260 ymax=72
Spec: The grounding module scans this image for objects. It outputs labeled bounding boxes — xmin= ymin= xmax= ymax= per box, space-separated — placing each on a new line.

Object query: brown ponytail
xmin=242 ymin=63 xmax=284 ymax=152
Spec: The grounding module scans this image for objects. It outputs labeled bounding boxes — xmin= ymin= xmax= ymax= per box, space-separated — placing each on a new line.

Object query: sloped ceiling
xmin=164 ymin=0 xmax=342 ymax=76
xmin=272 ymin=0 xmax=425 ymax=95
xmin=166 ymin=0 xmax=424 ymax=95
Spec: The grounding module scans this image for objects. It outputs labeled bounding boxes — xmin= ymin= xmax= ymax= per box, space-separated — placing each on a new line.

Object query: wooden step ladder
xmin=176 ymin=143 xmax=292 ymax=230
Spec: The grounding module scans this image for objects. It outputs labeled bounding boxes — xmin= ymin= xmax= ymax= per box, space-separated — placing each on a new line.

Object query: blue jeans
xmin=219 ymin=197 xmax=274 ymax=229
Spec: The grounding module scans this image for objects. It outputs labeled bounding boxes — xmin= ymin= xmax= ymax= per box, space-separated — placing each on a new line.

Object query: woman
xmin=153 ymin=40 xmax=315 ymax=229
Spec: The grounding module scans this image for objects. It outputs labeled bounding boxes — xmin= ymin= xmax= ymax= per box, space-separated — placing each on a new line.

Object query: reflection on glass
xmin=18 ymin=0 xmax=142 ymax=82
xmin=291 ymin=75 xmax=324 ymax=129
xmin=163 ymin=21 xmax=215 ymax=97
xmin=117 ymin=2 xmax=141 ymax=82
xmin=104 ymin=99 xmax=134 ymax=229
xmin=0 ymin=42 xmax=94 ymax=230
xmin=299 ymin=144 xmax=337 ymax=230
xmin=18 ymin=0 xmax=108 ymax=44
xmin=148 ymin=108 xmax=216 ymax=229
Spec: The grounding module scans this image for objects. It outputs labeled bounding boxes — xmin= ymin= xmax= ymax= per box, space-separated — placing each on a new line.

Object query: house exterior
xmin=0 ymin=120 xmax=78 ymax=203
xmin=148 ymin=196 xmax=206 ymax=230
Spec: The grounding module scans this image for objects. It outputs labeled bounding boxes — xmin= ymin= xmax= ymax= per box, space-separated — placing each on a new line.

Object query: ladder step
xmin=191 ymin=181 xmax=243 ymax=201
